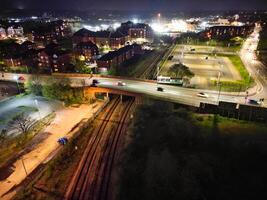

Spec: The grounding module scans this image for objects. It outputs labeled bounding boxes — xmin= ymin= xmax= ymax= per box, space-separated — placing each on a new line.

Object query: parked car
xmin=57 ymin=137 xmax=68 ymax=145
xmin=117 ymin=81 xmax=126 ymax=86
xmin=168 ymin=55 xmax=174 ymax=60
xmin=197 ymin=92 xmax=209 ymax=98
xmin=157 ymin=87 xmax=164 ymax=92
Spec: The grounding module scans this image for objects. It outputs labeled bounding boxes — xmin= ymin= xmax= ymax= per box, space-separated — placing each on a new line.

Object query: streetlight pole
xmin=21 ymin=158 xmax=28 ymax=176
xmin=34 ymin=99 xmax=42 ymax=120
xmin=13 ymin=75 xmax=21 ymax=94
xmin=217 ymin=71 xmax=221 ymax=104
xmin=217 ymin=83 xmax=222 ymax=104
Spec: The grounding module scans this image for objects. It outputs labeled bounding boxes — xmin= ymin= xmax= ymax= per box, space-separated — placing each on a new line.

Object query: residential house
xmin=74 ymin=41 xmax=99 ymax=61
xmin=96 ymin=43 xmax=142 ymax=72
xmin=38 ymin=44 xmax=72 ymax=73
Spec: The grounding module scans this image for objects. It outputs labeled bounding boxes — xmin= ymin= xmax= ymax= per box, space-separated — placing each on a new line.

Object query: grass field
xmin=213 ymin=54 xmax=253 ymax=91
xmin=0 ymin=113 xmax=55 ymax=168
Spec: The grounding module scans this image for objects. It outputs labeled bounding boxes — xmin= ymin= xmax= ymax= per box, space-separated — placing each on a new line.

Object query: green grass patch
xmin=209 ymin=54 xmax=254 ymax=91
xmin=227 ymin=55 xmax=251 ymax=83
xmin=0 ymin=113 xmax=55 ymax=168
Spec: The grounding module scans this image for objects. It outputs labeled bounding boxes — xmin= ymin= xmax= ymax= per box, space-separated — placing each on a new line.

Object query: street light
xmin=34 ymin=99 xmax=42 ymax=120
xmin=13 ymin=75 xmax=21 ymax=94
xmin=217 ymin=71 xmax=221 ymax=104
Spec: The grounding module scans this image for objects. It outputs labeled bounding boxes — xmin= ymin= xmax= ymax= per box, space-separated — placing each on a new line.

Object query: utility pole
xmin=21 ymin=158 xmax=28 ymax=176
xmin=34 ymin=99 xmax=42 ymax=120
xmin=217 ymin=71 xmax=221 ymax=104
xmin=217 ymin=83 xmax=222 ymax=104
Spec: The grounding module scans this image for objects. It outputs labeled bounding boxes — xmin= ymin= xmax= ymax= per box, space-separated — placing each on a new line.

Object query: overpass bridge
xmin=0 ymin=72 xmax=264 ymax=108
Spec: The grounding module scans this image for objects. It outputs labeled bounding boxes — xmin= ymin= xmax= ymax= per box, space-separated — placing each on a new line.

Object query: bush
xmin=118 ymin=101 xmax=267 ymax=200
xmin=26 ymin=77 xmax=87 ymax=105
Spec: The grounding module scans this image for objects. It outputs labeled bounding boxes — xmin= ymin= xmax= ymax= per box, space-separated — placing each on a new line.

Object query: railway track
xmin=137 ymin=45 xmax=175 ymax=79
xmin=137 ymin=52 xmax=163 ymax=79
xmin=64 ymin=97 xmax=135 ymax=200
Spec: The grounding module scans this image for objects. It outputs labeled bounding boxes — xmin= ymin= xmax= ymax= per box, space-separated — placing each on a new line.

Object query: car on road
xmin=18 ymin=76 xmax=25 ymax=81
xmin=190 ymin=48 xmax=196 ymax=52
xmin=117 ymin=81 xmax=126 ymax=86
xmin=168 ymin=55 xmax=174 ymax=60
xmin=92 ymin=79 xmax=99 ymax=86
xmin=197 ymin=92 xmax=209 ymax=98
xmin=157 ymin=87 xmax=164 ymax=92
xmin=248 ymin=99 xmax=261 ymax=105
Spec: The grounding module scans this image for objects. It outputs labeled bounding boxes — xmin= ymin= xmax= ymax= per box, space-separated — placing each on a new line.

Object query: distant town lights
xmin=132 ymin=18 xmax=139 ymax=24
xmin=113 ymin=23 xmax=120 ymax=29
xmin=151 ymin=23 xmax=166 ymax=33
xmin=171 ymin=19 xmax=188 ymax=32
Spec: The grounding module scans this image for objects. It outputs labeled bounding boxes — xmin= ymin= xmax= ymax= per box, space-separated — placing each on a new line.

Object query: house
xmin=7 ymin=26 xmax=24 ymax=37
xmin=0 ymin=27 xmax=7 ymax=39
xmin=3 ymin=54 xmax=23 ymax=67
xmin=118 ymin=21 xmax=154 ymax=43
xmin=96 ymin=44 xmax=142 ymax=72
xmin=33 ymin=20 xmax=67 ymax=46
xmin=73 ymin=28 xmax=129 ymax=49
xmin=38 ymin=44 xmax=72 ymax=73
xmin=74 ymin=41 xmax=99 ymax=61
xmin=203 ymin=25 xmax=254 ymax=39
xmin=21 ymin=41 xmax=36 ymax=50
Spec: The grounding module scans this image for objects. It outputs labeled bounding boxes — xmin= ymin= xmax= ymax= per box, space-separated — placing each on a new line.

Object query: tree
xmin=73 ymin=58 xmax=92 ymax=74
xmin=0 ymin=129 xmax=7 ymax=143
xmin=25 ymin=75 xmax=43 ymax=96
xmin=8 ymin=113 xmax=34 ymax=134
xmin=169 ymin=63 xmax=194 ymax=79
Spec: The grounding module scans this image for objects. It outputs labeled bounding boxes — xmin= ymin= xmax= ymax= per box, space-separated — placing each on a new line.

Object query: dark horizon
xmin=1 ymin=0 xmax=267 ymax=11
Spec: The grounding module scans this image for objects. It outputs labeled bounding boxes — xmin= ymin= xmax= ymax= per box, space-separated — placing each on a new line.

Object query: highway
xmin=239 ymin=24 xmax=267 ymax=101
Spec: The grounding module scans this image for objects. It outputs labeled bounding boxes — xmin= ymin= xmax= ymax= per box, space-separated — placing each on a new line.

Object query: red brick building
xmin=73 ymin=28 xmax=129 ymax=49
xmin=38 ymin=45 xmax=72 ymax=73
xmin=74 ymin=41 xmax=99 ymax=61
xmin=96 ymin=44 xmax=142 ymax=72
xmin=33 ymin=20 xmax=68 ymax=47
xmin=118 ymin=21 xmax=154 ymax=43
xmin=203 ymin=25 xmax=254 ymax=39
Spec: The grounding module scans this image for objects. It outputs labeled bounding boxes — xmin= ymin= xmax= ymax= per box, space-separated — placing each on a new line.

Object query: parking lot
xmin=160 ymin=45 xmax=242 ymax=88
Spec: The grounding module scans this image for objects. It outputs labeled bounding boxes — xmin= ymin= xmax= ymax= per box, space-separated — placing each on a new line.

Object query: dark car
xmin=168 ymin=55 xmax=174 ymax=60
xmin=57 ymin=137 xmax=68 ymax=145
xmin=190 ymin=48 xmax=196 ymax=51
xmin=92 ymin=79 xmax=99 ymax=86
xmin=248 ymin=99 xmax=260 ymax=105
xmin=157 ymin=87 xmax=164 ymax=92
xmin=18 ymin=76 xmax=25 ymax=81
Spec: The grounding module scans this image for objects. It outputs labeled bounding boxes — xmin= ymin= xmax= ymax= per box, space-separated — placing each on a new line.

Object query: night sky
xmin=1 ymin=0 xmax=267 ymax=11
